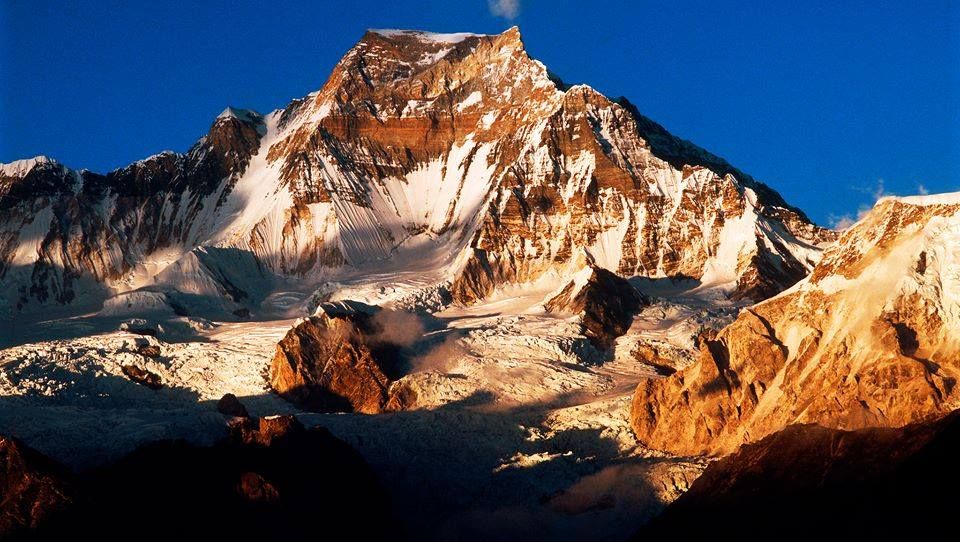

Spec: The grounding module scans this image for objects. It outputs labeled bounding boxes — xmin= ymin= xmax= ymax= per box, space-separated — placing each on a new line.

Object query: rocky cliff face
xmin=544 ymin=265 xmax=647 ymax=350
xmin=2 ymin=415 xmax=394 ymax=540
xmin=269 ymin=306 xmax=410 ymax=413
xmin=0 ymin=108 xmax=270 ymax=317
xmin=637 ymin=411 xmax=960 ymax=541
xmin=0 ymin=27 xmax=833 ymax=321
xmin=0 ymin=436 xmax=75 ymax=536
xmin=631 ymin=194 xmax=960 ymax=456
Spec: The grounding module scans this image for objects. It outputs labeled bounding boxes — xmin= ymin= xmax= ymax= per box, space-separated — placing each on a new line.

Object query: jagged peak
xmin=501 ymin=25 xmax=521 ymax=38
xmin=216 ymin=107 xmax=263 ymax=124
xmin=564 ymin=83 xmax=597 ymax=94
xmin=132 ymin=150 xmax=180 ymax=166
xmin=143 ymin=149 xmax=178 ymax=159
xmin=562 ymin=84 xmax=610 ymax=104
xmin=0 ymin=155 xmax=61 ymax=177
xmin=367 ymin=28 xmax=485 ymax=44
xmin=491 ymin=25 xmax=523 ymax=48
xmin=365 ymin=26 xmax=522 ymax=44
xmin=355 ymin=26 xmax=525 ymax=67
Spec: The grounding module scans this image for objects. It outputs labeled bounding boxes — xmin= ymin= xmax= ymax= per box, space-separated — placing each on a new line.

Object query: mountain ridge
xmin=1 ymin=26 xmax=834 ymax=322
xmin=631 ymin=193 xmax=960 ymax=456
xmin=1 ymin=25 xmax=956 ymax=542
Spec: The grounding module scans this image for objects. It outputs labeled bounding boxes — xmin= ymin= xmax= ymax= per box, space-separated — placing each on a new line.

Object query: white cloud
xmin=828 ymin=205 xmax=875 ymax=230
xmin=852 ymin=178 xmax=889 ymax=201
xmin=828 ymin=213 xmax=857 ymax=230
xmin=917 ymin=183 xmax=929 ymax=195
xmin=488 ymin=0 xmax=520 ymax=19
xmin=830 ymin=178 xmax=896 ymax=231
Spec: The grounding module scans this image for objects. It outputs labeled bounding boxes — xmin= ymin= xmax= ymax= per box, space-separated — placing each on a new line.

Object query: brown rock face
xmin=269 ymin=310 xmax=406 ymax=413
xmin=2 ymin=27 xmax=834 ymax=322
xmin=120 ymin=364 xmax=163 ymax=390
xmin=135 ymin=344 xmax=161 ymax=358
xmin=631 ymin=196 xmax=960 ymax=456
xmin=236 ymin=471 xmax=280 ymax=503
xmin=544 ymin=265 xmax=647 ymax=350
xmin=638 ymin=412 xmax=960 ymax=540
xmin=0 ymin=436 xmax=74 ymax=537
xmin=11 ymin=417 xmax=392 ymax=540
xmin=630 ymin=343 xmax=682 ymax=376
xmin=228 ymin=414 xmax=306 ymax=447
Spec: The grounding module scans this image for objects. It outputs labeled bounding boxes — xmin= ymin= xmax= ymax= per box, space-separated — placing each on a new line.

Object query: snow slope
xmin=1 ymin=27 xmax=832 ymax=325
xmin=0 ymin=277 xmax=733 ymax=540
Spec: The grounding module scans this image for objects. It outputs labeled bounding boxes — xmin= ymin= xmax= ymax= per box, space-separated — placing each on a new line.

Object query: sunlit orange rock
xmin=632 ymin=195 xmax=960 ymax=456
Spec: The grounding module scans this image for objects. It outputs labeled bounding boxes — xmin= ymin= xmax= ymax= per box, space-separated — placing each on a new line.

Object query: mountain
xmin=631 ymin=193 xmax=960 ymax=456
xmin=0 ymin=415 xmax=394 ymax=540
xmin=4 ymin=24 xmax=957 ymax=542
xmin=0 ymin=27 xmax=833 ymax=322
xmin=636 ymin=411 xmax=960 ymax=541
xmin=543 ymin=264 xmax=647 ymax=350
xmin=0 ymin=435 xmax=75 ymax=534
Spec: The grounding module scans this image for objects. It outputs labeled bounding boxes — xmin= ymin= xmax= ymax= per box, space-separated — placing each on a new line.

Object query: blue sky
xmin=2 ymin=0 xmax=957 ymax=226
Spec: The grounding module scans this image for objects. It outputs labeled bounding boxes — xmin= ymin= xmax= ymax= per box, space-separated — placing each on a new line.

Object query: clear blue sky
xmin=2 ymin=1 xmax=958 ymax=226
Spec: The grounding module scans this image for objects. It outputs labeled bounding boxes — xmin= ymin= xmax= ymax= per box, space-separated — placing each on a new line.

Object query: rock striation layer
xmin=0 ymin=27 xmax=833 ymax=321
xmin=269 ymin=307 xmax=408 ymax=413
xmin=632 ymin=194 xmax=960 ymax=456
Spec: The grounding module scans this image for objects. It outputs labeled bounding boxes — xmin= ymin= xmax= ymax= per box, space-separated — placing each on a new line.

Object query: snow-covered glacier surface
xmin=0 ymin=273 xmax=738 ymax=541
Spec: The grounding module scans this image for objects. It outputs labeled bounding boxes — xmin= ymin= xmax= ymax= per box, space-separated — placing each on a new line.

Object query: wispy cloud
xmin=917 ymin=183 xmax=929 ymax=195
xmin=851 ymin=177 xmax=892 ymax=201
xmin=827 ymin=213 xmax=858 ymax=230
xmin=829 ymin=178 xmax=895 ymax=230
xmin=488 ymin=0 xmax=520 ymax=19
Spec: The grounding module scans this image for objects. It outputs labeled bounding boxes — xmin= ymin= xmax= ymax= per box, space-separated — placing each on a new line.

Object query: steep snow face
xmin=0 ymin=156 xmax=59 ymax=177
xmin=1 ymin=26 xmax=832 ymax=322
xmin=368 ymin=29 xmax=483 ymax=43
xmin=632 ymin=194 xmax=960 ymax=456
xmin=0 ymin=109 xmax=273 ymax=319
xmin=216 ymin=107 xmax=262 ymax=124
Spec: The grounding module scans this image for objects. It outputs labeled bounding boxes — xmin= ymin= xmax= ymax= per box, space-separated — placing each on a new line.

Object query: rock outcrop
xmin=0 ymin=436 xmax=75 ymax=537
xmin=216 ymin=393 xmax=250 ymax=418
xmin=544 ymin=265 xmax=647 ymax=350
xmin=1 ymin=27 xmax=833 ymax=323
xmin=637 ymin=411 xmax=960 ymax=540
xmin=632 ymin=194 xmax=960 ymax=456
xmin=269 ymin=308 xmax=406 ymax=413
xmin=120 ymin=364 xmax=163 ymax=390
xmin=6 ymin=415 xmax=393 ymax=540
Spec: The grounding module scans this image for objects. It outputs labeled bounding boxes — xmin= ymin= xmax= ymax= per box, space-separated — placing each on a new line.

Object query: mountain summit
xmin=1 ymin=25 xmax=953 ymax=542
xmin=0 ymin=27 xmax=834 ymax=320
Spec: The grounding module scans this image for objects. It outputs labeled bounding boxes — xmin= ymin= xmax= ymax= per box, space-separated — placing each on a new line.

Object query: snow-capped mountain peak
xmin=0 ymin=155 xmax=60 ymax=178
xmin=1 ymin=27 xmax=834 ymax=321
xmin=367 ymin=28 xmax=486 ymax=43
xmin=216 ymin=106 xmax=263 ymax=124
